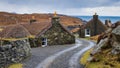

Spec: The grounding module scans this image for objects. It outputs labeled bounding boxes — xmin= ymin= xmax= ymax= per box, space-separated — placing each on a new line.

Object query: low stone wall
xmin=0 ymin=39 xmax=31 ymax=68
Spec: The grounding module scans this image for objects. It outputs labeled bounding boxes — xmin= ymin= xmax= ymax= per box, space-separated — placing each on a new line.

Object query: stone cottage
xmin=0 ymin=25 xmax=31 ymax=67
xmin=36 ymin=13 xmax=75 ymax=46
xmin=0 ymin=12 xmax=75 ymax=47
xmin=79 ymin=13 xmax=108 ymax=38
xmin=20 ymin=14 xmax=75 ymax=47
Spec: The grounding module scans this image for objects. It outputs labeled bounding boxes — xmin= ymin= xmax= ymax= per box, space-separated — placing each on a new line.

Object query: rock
xmin=111 ymin=21 xmax=120 ymax=28
xmin=112 ymin=25 xmax=120 ymax=42
xmin=111 ymin=25 xmax=120 ymax=54
xmin=91 ymin=38 xmax=108 ymax=55
xmin=97 ymin=28 xmax=112 ymax=44
xmin=87 ymin=56 xmax=93 ymax=62
xmin=111 ymin=41 xmax=120 ymax=54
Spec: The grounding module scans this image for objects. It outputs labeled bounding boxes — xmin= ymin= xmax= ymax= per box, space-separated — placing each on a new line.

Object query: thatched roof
xmin=80 ymin=19 xmax=107 ymax=31
xmin=21 ymin=22 xmax=51 ymax=36
xmin=86 ymin=19 xmax=107 ymax=29
xmin=0 ymin=24 xmax=31 ymax=38
xmin=0 ymin=20 xmax=73 ymax=39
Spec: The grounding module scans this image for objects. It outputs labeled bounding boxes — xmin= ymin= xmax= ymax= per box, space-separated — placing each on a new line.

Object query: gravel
xmin=22 ymin=39 xmax=92 ymax=68
xmin=22 ymin=44 xmax=74 ymax=68
xmin=49 ymin=39 xmax=89 ymax=68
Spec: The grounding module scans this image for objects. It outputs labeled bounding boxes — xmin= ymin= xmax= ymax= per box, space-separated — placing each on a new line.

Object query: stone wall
xmin=0 ymin=39 xmax=31 ymax=68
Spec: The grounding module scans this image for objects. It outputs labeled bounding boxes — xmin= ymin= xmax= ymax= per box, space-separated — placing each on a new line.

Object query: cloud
xmin=1 ymin=0 xmax=120 ymax=8
xmin=57 ymin=6 xmax=120 ymax=16
xmin=0 ymin=0 xmax=120 ymax=16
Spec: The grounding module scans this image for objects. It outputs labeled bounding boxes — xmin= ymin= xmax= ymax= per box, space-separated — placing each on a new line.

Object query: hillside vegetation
xmin=0 ymin=12 xmax=83 ymax=26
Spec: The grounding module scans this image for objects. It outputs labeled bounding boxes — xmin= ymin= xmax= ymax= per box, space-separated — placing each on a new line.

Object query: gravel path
xmin=22 ymin=43 xmax=75 ymax=68
xmin=49 ymin=39 xmax=90 ymax=68
xmin=22 ymin=39 xmax=95 ymax=68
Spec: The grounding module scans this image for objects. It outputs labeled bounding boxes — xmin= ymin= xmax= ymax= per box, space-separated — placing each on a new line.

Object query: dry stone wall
xmin=0 ymin=39 xmax=31 ymax=68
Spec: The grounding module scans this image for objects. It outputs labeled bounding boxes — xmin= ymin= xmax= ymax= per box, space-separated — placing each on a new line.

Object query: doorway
xmin=41 ymin=38 xmax=47 ymax=47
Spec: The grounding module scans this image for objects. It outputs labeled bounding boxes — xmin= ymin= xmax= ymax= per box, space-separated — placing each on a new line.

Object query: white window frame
xmin=85 ymin=29 xmax=90 ymax=37
xmin=42 ymin=38 xmax=48 ymax=47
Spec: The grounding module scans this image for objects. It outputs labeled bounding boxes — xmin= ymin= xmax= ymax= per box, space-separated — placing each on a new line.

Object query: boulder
xmin=91 ymin=38 xmax=108 ymax=55
xmin=111 ymin=25 xmax=120 ymax=54
xmin=112 ymin=25 xmax=120 ymax=42
xmin=111 ymin=41 xmax=120 ymax=54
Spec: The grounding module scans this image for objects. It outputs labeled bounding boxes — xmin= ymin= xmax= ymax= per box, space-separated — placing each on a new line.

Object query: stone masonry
xmin=0 ymin=39 xmax=31 ymax=68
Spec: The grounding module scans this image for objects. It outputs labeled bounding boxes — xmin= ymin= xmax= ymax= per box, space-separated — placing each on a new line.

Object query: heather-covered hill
xmin=0 ymin=12 xmax=83 ymax=26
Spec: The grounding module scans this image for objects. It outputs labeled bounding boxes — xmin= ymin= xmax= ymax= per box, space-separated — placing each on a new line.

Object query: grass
xmin=8 ymin=63 xmax=23 ymax=68
xmin=80 ymin=47 xmax=120 ymax=68
xmin=2 ymin=38 xmax=28 ymax=41
xmin=1 ymin=35 xmax=35 ymax=41
xmin=85 ymin=48 xmax=120 ymax=68
xmin=80 ymin=49 xmax=92 ymax=65
xmin=83 ymin=37 xmax=90 ymax=40
xmin=86 ymin=62 xmax=111 ymax=68
xmin=80 ymin=36 xmax=97 ymax=42
xmin=86 ymin=61 xmax=120 ymax=68
xmin=27 ymin=35 xmax=35 ymax=38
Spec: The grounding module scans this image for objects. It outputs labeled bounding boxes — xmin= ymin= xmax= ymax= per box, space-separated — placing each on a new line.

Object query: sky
xmin=0 ymin=0 xmax=120 ymax=16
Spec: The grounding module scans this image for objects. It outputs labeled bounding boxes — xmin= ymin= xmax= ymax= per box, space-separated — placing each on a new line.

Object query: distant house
xmin=36 ymin=13 xmax=75 ymax=46
xmin=79 ymin=13 xmax=108 ymax=38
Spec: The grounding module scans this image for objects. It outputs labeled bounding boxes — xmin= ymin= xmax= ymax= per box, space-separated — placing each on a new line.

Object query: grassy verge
xmin=80 ymin=49 xmax=92 ymax=65
xmin=8 ymin=63 xmax=23 ymax=68
xmin=80 ymin=48 xmax=120 ymax=68
xmin=80 ymin=37 xmax=97 ymax=42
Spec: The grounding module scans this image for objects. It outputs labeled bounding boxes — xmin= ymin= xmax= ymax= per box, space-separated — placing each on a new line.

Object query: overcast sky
xmin=0 ymin=0 xmax=120 ymax=16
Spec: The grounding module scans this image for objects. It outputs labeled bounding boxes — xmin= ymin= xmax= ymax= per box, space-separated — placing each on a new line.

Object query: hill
xmin=0 ymin=12 xmax=83 ymax=26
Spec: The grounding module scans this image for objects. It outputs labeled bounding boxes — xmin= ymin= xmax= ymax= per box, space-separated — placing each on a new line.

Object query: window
xmin=85 ymin=29 xmax=90 ymax=37
xmin=87 ymin=29 xmax=90 ymax=35
xmin=41 ymin=38 xmax=48 ymax=47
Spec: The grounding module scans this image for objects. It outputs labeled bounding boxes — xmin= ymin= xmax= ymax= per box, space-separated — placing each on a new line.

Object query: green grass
xmin=1 ymin=35 xmax=35 ymax=41
xmin=80 ymin=47 xmax=120 ymax=68
xmin=80 ymin=49 xmax=92 ymax=65
xmin=86 ymin=62 xmax=111 ymax=68
xmin=8 ymin=63 xmax=23 ymax=68
xmin=85 ymin=48 xmax=120 ymax=68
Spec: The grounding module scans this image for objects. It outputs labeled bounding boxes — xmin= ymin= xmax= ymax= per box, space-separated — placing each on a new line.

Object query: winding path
xmin=22 ymin=39 xmax=95 ymax=68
